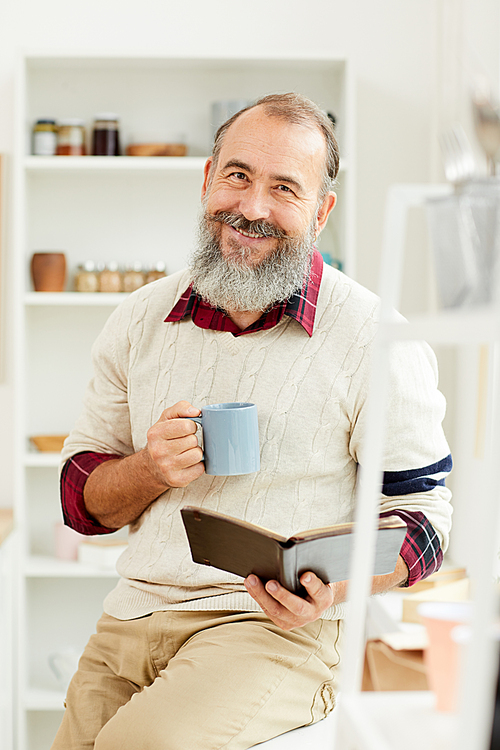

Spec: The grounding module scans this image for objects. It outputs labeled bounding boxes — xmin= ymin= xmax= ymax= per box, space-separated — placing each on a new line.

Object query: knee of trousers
xmin=93 ymin=691 xmax=194 ymax=750
xmin=94 ymin=714 xmax=195 ymax=750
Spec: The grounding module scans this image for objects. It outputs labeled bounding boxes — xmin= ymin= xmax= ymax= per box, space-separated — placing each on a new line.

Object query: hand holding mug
xmin=146 ymin=401 xmax=205 ymax=488
xmin=146 ymin=400 xmax=260 ymax=485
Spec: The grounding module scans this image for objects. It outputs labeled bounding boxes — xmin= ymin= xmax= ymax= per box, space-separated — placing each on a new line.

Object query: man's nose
xmin=237 ymin=184 xmax=272 ymax=221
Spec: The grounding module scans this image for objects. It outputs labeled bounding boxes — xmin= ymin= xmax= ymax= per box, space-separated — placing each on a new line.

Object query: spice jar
xmin=145 ymin=261 xmax=167 ymax=284
xmin=56 ymin=119 xmax=86 ymax=156
xmin=122 ymin=262 xmax=145 ymax=293
xmin=91 ymin=113 xmax=120 ymax=156
xmin=75 ymin=261 xmax=99 ymax=293
xmin=99 ymin=262 xmax=122 ymax=293
xmin=33 ymin=119 xmax=58 ymax=156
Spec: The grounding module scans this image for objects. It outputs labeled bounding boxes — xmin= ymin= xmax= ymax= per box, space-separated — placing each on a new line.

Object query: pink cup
xmin=54 ymin=522 xmax=85 ymax=561
xmin=418 ymin=601 xmax=472 ymax=712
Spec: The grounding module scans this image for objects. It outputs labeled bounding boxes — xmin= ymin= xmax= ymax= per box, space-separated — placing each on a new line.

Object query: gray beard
xmin=189 ymin=210 xmax=316 ymax=313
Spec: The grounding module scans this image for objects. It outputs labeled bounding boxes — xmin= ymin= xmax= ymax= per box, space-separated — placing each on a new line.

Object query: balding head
xmin=210 ymin=93 xmax=340 ymax=202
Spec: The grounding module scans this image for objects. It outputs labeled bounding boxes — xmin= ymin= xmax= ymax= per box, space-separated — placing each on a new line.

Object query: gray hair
xmin=210 ymin=92 xmax=340 ymax=200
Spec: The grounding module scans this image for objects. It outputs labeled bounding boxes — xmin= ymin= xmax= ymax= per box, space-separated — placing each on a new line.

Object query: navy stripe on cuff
xmin=382 ymin=454 xmax=452 ymax=497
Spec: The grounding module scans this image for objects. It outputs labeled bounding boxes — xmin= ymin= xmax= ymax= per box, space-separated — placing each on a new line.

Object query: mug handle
xmin=188 ymin=416 xmax=204 ymax=461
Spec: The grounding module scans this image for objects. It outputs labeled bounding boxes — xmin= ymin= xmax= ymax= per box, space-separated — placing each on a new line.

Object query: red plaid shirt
xmin=60 ymin=249 xmax=443 ymax=586
xmin=164 ymin=248 xmax=323 ymax=336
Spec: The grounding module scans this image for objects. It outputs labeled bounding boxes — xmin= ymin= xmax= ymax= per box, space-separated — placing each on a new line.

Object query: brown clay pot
xmin=31 ymin=252 xmax=67 ymax=292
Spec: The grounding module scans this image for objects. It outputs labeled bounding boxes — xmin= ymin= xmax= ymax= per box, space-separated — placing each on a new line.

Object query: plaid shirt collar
xmin=164 ymin=249 xmax=324 ymax=337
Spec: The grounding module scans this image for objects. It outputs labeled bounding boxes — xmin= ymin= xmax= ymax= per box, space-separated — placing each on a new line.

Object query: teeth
xmin=235 ymin=227 xmax=263 ymax=239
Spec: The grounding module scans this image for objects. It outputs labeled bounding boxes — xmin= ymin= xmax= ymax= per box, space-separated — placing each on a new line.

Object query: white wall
xmin=0 ymin=0 xmax=498 ymax=517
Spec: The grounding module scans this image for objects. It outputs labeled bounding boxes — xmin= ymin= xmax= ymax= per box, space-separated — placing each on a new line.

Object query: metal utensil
xmin=439 ymin=124 xmax=476 ymax=185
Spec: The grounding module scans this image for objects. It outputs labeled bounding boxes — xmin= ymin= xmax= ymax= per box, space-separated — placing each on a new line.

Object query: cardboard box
xmin=405 ymin=565 xmax=467 ymax=594
xmin=402 ymin=578 xmax=470 ymax=624
xmin=363 ymin=640 xmax=428 ymax=692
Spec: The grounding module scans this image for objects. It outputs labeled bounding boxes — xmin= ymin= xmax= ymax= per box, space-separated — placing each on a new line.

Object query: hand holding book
xmin=181 ymin=506 xmax=407 ymax=597
xmin=244 ymin=568 xmax=340 ymax=631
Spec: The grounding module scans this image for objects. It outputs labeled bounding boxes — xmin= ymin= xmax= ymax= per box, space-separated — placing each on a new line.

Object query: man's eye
xmin=231 ymin=172 xmax=247 ymax=181
xmin=277 ymin=184 xmax=292 ymax=193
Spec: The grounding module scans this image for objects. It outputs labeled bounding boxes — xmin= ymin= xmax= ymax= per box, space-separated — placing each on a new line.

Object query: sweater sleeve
xmin=58 ymin=294 xmax=143 ymax=535
xmin=59 ymin=293 xmax=139 ymax=468
xmin=349 ymin=328 xmax=453 ymax=567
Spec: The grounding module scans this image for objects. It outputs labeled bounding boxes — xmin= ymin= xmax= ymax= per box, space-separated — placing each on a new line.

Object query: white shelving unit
xmin=334 ymin=184 xmax=500 ymax=750
xmin=0 ymin=524 xmax=15 ymax=750
xmin=12 ymin=53 xmax=355 ymax=749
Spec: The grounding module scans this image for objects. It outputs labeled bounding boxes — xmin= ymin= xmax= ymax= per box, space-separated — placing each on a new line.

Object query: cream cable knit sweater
xmin=61 ymin=265 xmax=452 ymax=621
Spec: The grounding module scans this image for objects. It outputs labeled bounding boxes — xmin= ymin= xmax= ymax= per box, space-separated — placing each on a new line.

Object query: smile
xmin=233 ymin=227 xmax=265 ymax=239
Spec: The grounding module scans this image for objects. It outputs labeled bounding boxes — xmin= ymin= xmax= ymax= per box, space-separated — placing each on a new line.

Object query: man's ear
xmin=201 ymin=158 xmax=213 ymax=201
xmin=315 ymin=192 xmax=337 ymax=237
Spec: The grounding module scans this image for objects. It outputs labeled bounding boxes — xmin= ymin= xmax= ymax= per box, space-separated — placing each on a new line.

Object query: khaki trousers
xmin=51 ymin=610 xmax=342 ymax=750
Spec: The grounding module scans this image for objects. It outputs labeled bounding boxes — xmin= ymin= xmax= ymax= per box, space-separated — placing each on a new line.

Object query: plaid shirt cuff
xmin=61 ymin=452 xmax=444 ymax=585
xmin=380 ymin=509 xmax=443 ymax=587
xmin=60 ymin=451 xmax=121 ymax=535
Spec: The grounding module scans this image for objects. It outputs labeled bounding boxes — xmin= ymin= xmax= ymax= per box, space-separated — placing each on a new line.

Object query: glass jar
xmin=122 ymin=261 xmax=145 ymax=293
xmin=145 ymin=261 xmax=167 ymax=284
xmin=56 ymin=119 xmax=86 ymax=156
xmin=33 ymin=119 xmax=58 ymax=156
xmin=99 ymin=262 xmax=122 ymax=293
xmin=91 ymin=113 xmax=120 ymax=156
xmin=75 ymin=261 xmax=99 ymax=293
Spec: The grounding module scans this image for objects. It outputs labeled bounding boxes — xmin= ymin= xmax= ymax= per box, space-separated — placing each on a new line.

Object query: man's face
xmin=201 ymin=107 xmax=336 ymax=268
xmin=190 ymin=107 xmax=336 ymax=314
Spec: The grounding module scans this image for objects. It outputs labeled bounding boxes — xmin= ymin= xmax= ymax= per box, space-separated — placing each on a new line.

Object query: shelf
xmin=382 ymin=306 xmax=500 ymax=345
xmin=24 ymin=155 xmax=208 ymax=173
xmin=339 ymin=692 xmax=457 ymax=750
xmin=24 ymin=53 xmax=349 ymax=68
xmin=24 ymin=452 xmax=61 ymax=468
xmin=25 ymin=555 xmax=120 ymax=578
xmin=25 ymin=687 xmax=66 ymax=711
xmin=24 ymin=156 xmax=347 ymax=174
xmin=24 ymin=292 xmax=129 ymax=306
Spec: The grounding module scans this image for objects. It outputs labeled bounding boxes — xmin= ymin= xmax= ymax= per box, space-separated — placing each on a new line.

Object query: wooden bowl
xmin=30 ymin=435 xmax=69 ymax=452
xmin=125 ymin=143 xmax=187 ymax=157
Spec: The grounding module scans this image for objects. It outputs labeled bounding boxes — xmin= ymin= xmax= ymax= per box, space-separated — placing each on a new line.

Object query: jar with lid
xmin=75 ymin=261 xmax=99 ymax=293
xmin=57 ymin=119 xmax=86 ymax=156
xmin=122 ymin=262 xmax=145 ymax=293
xmin=99 ymin=262 xmax=122 ymax=293
xmin=145 ymin=261 xmax=167 ymax=284
xmin=33 ymin=119 xmax=58 ymax=156
xmin=92 ymin=113 xmax=121 ymax=156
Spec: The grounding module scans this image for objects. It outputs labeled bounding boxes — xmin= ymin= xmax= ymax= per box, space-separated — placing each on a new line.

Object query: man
xmin=53 ymin=93 xmax=452 ymax=749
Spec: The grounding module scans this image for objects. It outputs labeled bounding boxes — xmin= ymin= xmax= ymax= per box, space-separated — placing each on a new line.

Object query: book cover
xmin=181 ymin=506 xmax=407 ymax=596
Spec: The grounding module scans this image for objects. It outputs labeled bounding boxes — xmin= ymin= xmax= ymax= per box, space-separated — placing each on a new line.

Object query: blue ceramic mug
xmin=190 ymin=402 xmax=260 ymax=476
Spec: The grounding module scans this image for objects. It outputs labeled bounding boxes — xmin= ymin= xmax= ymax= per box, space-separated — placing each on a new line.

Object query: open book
xmin=181 ymin=506 xmax=407 ymax=596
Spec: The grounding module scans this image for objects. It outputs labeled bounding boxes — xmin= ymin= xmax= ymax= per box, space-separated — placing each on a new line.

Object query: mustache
xmin=206 ymin=211 xmax=288 ymax=239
